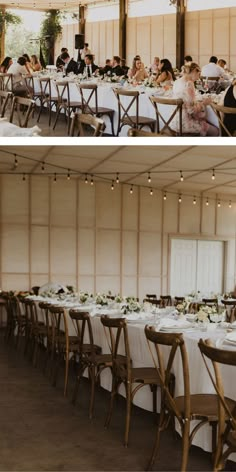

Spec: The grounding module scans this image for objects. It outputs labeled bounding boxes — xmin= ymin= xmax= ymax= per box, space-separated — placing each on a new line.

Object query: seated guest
xmin=56 ymin=47 xmax=68 ymax=69
xmin=128 ymin=56 xmax=148 ymax=82
xmin=30 ymin=54 xmax=42 ymax=72
xmin=60 ymin=51 xmax=78 ymax=75
xmin=201 ymin=56 xmax=228 ymax=78
xmin=99 ymin=59 xmax=112 ymax=75
xmin=218 ymin=58 xmax=227 ymax=70
xmin=111 ymin=56 xmax=124 ymax=76
xmin=221 ymin=79 xmax=236 ymax=136
xmin=0 ymin=56 xmax=13 ymax=73
xmin=22 ymin=53 xmax=33 ymax=73
xmin=7 ymin=56 xmax=30 ymax=96
xmin=155 ymin=58 xmax=175 ymax=85
xmin=78 ymin=54 xmax=99 ymax=77
xmin=149 ymin=56 xmax=160 ymax=75
xmin=184 ymin=55 xmax=192 ymax=64
xmin=172 ymin=62 xmax=219 ymax=136
xmin=121 ymin=58 xmax=129 ymax=76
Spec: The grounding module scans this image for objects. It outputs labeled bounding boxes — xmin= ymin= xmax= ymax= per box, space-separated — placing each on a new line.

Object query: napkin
xmin=225 ymin=331 xmax=236 ymax=344
xmin=159 ymin=318 xmax=192 ymax=330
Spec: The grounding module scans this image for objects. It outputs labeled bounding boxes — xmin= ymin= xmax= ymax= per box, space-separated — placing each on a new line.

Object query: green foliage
xmin=40 ymin=10 xmax=63 ymax=63
xmin=0 ymin=8 xmax=21 ymax=33
xmin=5 ymin=24 xmax=38 ymax=59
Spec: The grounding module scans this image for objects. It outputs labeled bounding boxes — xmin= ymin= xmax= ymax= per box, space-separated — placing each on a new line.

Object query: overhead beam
xmin=79 ymin=5 xmax=85 ymax=36
xmin=176 ymin=0 xmax=185 ymax=70
xmin=119 ymin=0 xmax=127 ymax=60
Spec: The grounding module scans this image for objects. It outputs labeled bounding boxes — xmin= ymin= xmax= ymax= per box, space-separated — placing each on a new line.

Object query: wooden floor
xmin=0 ymin=332 xmax=235 ymax=471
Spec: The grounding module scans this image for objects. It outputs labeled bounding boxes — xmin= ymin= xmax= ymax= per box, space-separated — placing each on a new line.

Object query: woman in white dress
xmin=172 ymin=62 xmax=219 ymax=136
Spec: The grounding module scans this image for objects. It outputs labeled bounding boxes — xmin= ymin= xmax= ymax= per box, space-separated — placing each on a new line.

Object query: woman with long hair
xmin=155 ymin=58 xmax=175 ymax=85
xmin=30 ymin=54 xmax=42 ymax=72
xmin=128 ymin=56 xmax=148 ymax=82
xmin=0 ymin=56 xmax=13 ymax=73
xmin=172 ymin=62 xmax=219 ymax=136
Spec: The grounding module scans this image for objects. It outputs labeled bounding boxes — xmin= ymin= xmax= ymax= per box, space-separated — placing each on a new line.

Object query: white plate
xmin=160 ymin=325 xmax=193 ymax=332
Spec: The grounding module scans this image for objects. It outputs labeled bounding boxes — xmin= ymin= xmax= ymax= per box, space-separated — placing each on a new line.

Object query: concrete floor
xmin=0 ymin=334 xmax=235 ymax=471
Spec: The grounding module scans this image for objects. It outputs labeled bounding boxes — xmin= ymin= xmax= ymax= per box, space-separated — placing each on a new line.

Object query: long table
xmin=32 ymin=77 xmax=219 ymax=136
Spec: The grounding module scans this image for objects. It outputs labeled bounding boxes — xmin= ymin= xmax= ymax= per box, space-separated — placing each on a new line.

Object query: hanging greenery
xmin=40 ymin=10 xmax=63 ymax=65
xmin=0 ymin=8 xmax=21 ymax=59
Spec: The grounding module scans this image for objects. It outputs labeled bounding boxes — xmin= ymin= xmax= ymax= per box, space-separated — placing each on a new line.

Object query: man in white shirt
xmin=201 ymin=56 xmax=228 ymax=79
xmin=80 ymin=43 xmax=91 ymax=61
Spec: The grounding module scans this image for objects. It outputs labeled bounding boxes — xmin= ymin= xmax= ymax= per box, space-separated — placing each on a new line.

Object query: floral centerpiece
xmin=196 ymin=305 xmax=221 ymax=323
xmin=95 ymin=293 xmax=108 ymax=306
xmin=121 ymin=297 xmax=141 ymax=314
xmin=79 ymin=291 xmax=90 ymax=304
xmin=143 ymin=77 xmax=155 ymax=88
xmin=176 ymin=301 xmax=187 ymax=314
xmin=115 ymin=294 xmax=123 ymax=303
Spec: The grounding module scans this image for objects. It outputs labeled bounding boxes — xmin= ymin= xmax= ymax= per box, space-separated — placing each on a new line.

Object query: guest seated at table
xmin=128 ymin=57 xmax=148 ymax=82
xmin=60 ymin=51 xmax=78 ymax=75
xmin=184 ymin=55 xmax=192 ymax=64
xmin=56 ymin=47 xmax=68 ymax=69
xmin=155 ymin=58 xmax=176 ymax=85
xmin=201 ymin=56 xmax=228 ymax=79
xmin=172 ymin=62 xmax=219 ymax=136
xmin=30 ymin=54 xmax=42 ymax=72
xmin=221 ymin=79 xmax=236 ymax=136
xmin=111 ymin=56 xmax=124 ymax=76
xmin=22 ymin=53 xmax=34 ymax=74
xmin=7 ymin=56 xmax=30 ymax=96
xmin=149 ymin=56 xmax=160 ymax=75
xmin=99 ymin=59 xmax=112 ymax=75
xmin=0 ymin=56 xmax=13 ymax=73
xmin=78 ymin=54 xmax=99 ymax=77
xmin=121 ymin=58 xmax=129 ymax=76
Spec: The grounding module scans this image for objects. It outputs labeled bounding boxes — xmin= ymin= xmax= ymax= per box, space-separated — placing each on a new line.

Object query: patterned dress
xmin=172 ymin=77 xmax=210 ymax=135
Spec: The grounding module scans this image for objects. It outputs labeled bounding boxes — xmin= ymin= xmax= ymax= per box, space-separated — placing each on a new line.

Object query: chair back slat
xmin=100 ymin=316 xmax=130 ymax=380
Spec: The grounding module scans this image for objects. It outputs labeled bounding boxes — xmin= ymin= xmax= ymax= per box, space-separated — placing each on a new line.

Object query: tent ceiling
xmin=2 ymin=0 xmax=103 ymax=11
xmin=1 ymin=145 xmax=236 ymax=199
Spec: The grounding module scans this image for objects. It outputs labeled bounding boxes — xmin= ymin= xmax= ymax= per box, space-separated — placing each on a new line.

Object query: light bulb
xmin=212 ymin=169 xmax=215 ymax=180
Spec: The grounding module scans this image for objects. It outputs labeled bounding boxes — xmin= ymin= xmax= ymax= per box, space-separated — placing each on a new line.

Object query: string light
xmin=163 ymin=192 xmax=167 ymax=201
xmin=14 ymin=155 xmax=18 ymax=168
xmin=54 ymin=173 xmax=57 ymax=183
xmin=111 ymin=180 xmax=114 ymax=190
xmin=212 ymin=169 xmax=215 ymax=180
xmin=67 ymin=169 xmax=71 ymax=180
xmin=178 ymin=194 xmax=182 ymax=203
xmin=116 ymin=173 xmax=119 ymax=184
xmin=85 ymin=174 xmax=88 ymax=184
xmin=130 ymin=185 xmax=133 ymax=195
xmin=22 ymin=173 xmax=26 ymax=181
xmin=150 ymin=188 xmax=153 ymax=196
xmin=148 ymin=172 xmax=151 ymax=183
xmin=180 ymin=171 xmax=184 ymax=182
xmin=229 ymin=200 xmax=232 ymax=208
xmin=41 ymin=162 xmax=45 ymax=172
xmin=90 ymin=175 xmax=94 ymax=186
xmin=217 ymin=200 xmax=221 ymax=208
xmin=206 ymin=198 xmax=209 ymax=206
xmin=193 ymin=196 xmax=196 ymax=205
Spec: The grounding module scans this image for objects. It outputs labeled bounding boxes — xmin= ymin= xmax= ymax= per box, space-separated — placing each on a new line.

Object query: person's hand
xmin=202 ymin=96 xmax=212 ymax=106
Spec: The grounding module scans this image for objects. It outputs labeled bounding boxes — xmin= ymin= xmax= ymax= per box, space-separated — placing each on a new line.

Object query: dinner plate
xmin=160 ymin=325 xmax=193 ymax=332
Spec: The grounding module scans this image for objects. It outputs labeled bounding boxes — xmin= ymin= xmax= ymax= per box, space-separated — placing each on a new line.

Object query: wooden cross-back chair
xmin=149 ymin=96 xmax=183 ymax=136
xmin=113 ymin=87 xmax=156 ymax=136
xmin=24 ymin=75 xmax=43 ymax=106
xmin=69 ymin=112 xmax=106 ymax=137
xmin=79 ymin=83 xmax=115 ymax=135
xmin=128 ymin=128 xmax=161 ymax=137
xmin=9 ymin=95 xmax=35 ymax=127
xmin=198 ymin=339 xmax=236 ymax=471
xmin=0 ymin=90 xmax=12 ymax=117
xmin=53 ymin=81 xmax=82 ymax=134
xmin=49 ymin=306 xmax=79 ymax=396
xmin=144 ymin=327 xmax=220 ymax=471
xmin=0 ymin=73 xmax=13 ymax=92
xmin=100 ymin=315 xmax=160 ymax=447
xmin=210 ymin=103 xmax=236 ymax=137
xmin=37 ymin=77 xmax=59 ymax=126
xmin=69 ymin=309 xmax=112 ymax=419
xmin=160 ymin=295 xmax=172 ymax=306
xmin=221 ymin=299 xmax=236 ymax=323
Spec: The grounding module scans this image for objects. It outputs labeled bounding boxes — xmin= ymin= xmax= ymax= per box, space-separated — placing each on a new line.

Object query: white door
xmin=170 ymin=238 xmax=224 ymax=296
xmin=196 ymin=240 xmax=224 ymax=295
xmin=170 ymin=239 xmax=197 ymax=296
